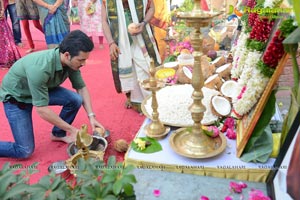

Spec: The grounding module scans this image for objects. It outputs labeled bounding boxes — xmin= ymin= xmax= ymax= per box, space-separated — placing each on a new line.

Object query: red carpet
xmin=0 ymin=24 xmax=145 ymax=183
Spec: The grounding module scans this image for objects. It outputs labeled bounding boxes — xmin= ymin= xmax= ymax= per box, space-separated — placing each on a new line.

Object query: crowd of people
xmin=0 ymin=0 xmax=170 ymax=159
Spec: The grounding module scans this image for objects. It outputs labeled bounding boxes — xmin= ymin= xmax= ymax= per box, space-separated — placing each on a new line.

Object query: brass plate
xmin=145 ymin=125 xmax=171 ymax=140
xmin=169 ymin=128 xmax=227 ymax=159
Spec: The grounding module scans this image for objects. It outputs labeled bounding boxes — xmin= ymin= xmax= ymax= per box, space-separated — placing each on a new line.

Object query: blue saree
xmin=37 ymin=0 xmax=70 ymax=48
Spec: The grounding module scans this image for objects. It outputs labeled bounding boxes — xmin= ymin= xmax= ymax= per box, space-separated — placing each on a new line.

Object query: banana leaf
xmin=280 ymin=27 xmax=300 ymax=145
xmin=240 ymin=91 xmax=276 ymax=163
xmin=131 ymin=137 xmax=162 ymax=153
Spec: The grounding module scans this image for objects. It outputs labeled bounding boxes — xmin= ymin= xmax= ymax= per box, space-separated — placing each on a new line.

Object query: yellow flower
xmin=134 ymin=138 xmax=146 ymax=150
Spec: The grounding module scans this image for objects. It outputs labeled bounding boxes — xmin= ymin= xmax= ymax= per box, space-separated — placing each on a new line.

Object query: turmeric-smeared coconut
xmin=220 ymin=80 xmax=239 ymax=99
xmin=176 ymin=66 xmax=192 ymax=84
xmin=204 ymin=74 xmax=223 ymax=90
xmin=215 ymin=63 xmax=232 ymax=81
xmin=211 ymin=95 xmax=231 ymax=117
xmin=114 ymin=139 xmax=129 ymax=153
xmin=210 ymin=56 xmax=226 ymax=67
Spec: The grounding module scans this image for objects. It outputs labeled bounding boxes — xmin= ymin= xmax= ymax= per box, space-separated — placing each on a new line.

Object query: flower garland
xmin=230 ymin=0 xmax=291 ymax=117
xmin=232 ymin=18 xmax=298 ymax=117
xmin=231 ymin=31 xmax=250 ymax=79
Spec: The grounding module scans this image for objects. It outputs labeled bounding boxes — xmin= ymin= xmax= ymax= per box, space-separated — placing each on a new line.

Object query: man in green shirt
xmin=0 ymin=30 xmax=105 ymax=158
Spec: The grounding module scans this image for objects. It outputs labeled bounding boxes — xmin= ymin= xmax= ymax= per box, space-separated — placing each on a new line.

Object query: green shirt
xmin=0 ymin=48 xmax=86 ymax=106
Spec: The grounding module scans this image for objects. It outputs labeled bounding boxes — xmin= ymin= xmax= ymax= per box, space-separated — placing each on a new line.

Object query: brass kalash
xmin=140 ymin=59 xmax=170 ymax=139
xmin=169 ymin=0 xmax=227 ymax=158
xmin=65 ymin=125 xmax=104 ymax=174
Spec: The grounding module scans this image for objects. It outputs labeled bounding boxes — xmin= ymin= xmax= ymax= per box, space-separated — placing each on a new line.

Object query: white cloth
xmin=116 ymin=0 xmax=161 ymax=103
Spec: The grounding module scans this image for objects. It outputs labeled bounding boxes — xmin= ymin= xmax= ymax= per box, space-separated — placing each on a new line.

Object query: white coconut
xmin=220 ymin=80 xmax=239 ymax=99
xmin=201 ymin=87 xmax=220 ymax=125
xmin=204 ymin=74 xmax=223 ymax=90
xmin=210 ymin=56 xmax=226 ymax=67
xmin=211 ymin=95 xmax=231 ymax=117
xmin=215 ymin=63 xmax=232 ymax=81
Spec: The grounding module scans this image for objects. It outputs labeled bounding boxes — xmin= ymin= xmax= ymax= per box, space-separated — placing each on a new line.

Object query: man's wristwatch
xmin=88 ymin=112 xmax=96 ymax=118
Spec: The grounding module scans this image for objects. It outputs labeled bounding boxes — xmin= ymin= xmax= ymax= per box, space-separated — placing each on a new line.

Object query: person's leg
xmin=32 ymin=19 xmax=44 ymax=33
xmin=0 ymin=102 xmax=34 ymax=158
xmin=48 ymin=87 xmax=82 ymax=140
xmin=5 ymin=3 xmax=22 ymax=45
xmin=21 ymin=20 xmax=35 ymax=52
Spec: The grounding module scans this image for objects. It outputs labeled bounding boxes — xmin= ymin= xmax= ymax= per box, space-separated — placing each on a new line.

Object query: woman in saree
xmin=0 ymin=0 xmax=21 ymax=69
xmin=33 ymin=0 xmax=70 ymax=49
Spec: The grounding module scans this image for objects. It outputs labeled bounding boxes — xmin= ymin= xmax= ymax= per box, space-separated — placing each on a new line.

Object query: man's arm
xmin=135 ymin=0 xmax=155 ymax=34
xmin=77 ymin=86 xmax=105 ymax=131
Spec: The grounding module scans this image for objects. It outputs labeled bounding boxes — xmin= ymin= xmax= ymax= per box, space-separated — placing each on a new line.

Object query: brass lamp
xmin=169 ymin=0 xmax=227 ymax=158
xmin=140 ymin=59 xmax=170 ymax=139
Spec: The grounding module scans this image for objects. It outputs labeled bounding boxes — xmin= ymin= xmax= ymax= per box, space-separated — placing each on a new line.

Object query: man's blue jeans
xmin=0 ymin=87 xmax=82 ymax=158
xmin=5 ymin=3 xmax=22 ymax=44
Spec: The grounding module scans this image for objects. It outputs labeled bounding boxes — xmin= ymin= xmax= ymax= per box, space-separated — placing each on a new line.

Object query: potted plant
xmin=0 ymin=156 xmax=137 ymax=200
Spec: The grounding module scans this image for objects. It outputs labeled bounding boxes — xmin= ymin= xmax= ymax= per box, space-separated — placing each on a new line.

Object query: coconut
xmin=176 ymin=66 xmax=192 ymax=84
xmin=201 ymin=87 xmax=220 ymax=125
xmin=210 ymin=56 xmax=226 ymax=67
xmin=114 ymin=139 xmax=129 ymax=153
xmin=211 ymin=95 xmax=231 ymax=117
xmin=128 ymin=23 xmax=139 ymax=35
xmin=204 ymin=74 xmax=223 ymax=90
xmin=215 ymin=63 xmax=232 ymax=81
xmin=220 ymin=80 xmax=239 ymax=99
xmin=201 ymin=56 xmax=216 ymax=80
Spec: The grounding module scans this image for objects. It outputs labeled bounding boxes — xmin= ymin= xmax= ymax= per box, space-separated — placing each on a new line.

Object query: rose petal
xmin=153 ymin=189 xmax=160 ymax=197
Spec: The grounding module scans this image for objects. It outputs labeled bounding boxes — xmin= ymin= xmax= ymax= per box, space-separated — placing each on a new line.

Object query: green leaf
xmin=240 ymin=91 xmax=276 ymax=162
xmin=292 ymin=0 xmax=300 ymax=25
xmin=131 ymin=137 xmax=162 ymax=153
xmin=240 ymin=125 xmax=273 ymax=163
xmin=122 ymin=165 xmax=135 ymax=174
xmin=81 ymin=186 xmax=97 ymax=199
xmin=101 ymin=174 xmax=117 ymax=183
xmin=112 ymin=179 xmax=123 ymax=195
xmin=163 ymin=55 xmax=177 ymax=63
xmin=107 ymin=156 xmax=117 ymax=168
xmin=122 ymin=183 xmax=135 ymax=196
xmin=2 ymin=183 xmax=30 ymax=199
xmin=281 ymin=90 xmax=300 ymax=145
xmin=103 ymin=195 xmax=118 ymax=200
xmin=120 ymin=174 xmax=137 ymax=184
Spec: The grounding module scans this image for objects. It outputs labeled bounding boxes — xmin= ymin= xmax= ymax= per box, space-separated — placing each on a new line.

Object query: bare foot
xmin=51 ymin=135 xmax=76 ymax=143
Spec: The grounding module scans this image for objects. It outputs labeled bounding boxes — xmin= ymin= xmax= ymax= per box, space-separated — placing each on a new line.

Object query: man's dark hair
xmin=59 ymin=30 xmax=94 ymax=57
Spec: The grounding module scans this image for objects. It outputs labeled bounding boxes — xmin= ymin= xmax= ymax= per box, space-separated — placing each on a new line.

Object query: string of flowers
xmin=232 ymin=18 xmax=298 ymax=117
xmin=231 ymin=0 xmax=286 ymax=117
xmin=231 ymin=0 xmax=258 ymax=79
xmin=231 ymin=31 xmax=250 ymax=79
